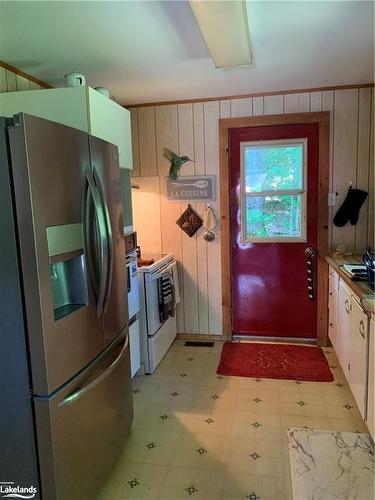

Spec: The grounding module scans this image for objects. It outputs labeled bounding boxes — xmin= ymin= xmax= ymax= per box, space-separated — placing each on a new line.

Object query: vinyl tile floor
xmin=96 ymin=341 xmax=371 ymax=500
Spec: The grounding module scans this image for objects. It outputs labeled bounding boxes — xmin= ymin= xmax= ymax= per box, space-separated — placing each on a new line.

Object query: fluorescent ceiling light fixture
xmin=189 ymin=0 xmax=252 ymax=69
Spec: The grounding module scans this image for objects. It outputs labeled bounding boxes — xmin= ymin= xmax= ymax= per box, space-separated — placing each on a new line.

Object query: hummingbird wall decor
xmin=164 ymin=148 xmax=193 ymax=181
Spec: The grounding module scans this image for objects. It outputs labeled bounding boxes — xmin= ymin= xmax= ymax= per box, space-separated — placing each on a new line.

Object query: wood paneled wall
xmin=0 ymin=65 xmax=44 ymax=92
xmin=131 ymin=87 xmax=374 ymax=336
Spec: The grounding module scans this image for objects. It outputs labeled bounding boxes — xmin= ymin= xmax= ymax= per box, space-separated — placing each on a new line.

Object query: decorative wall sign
xmin=167 ymin=176 xmax=216 ymax=202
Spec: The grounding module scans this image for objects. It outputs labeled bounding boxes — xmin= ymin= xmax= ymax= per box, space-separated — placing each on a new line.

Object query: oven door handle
xmin=126 ymin=262 xmax=131 ymax=293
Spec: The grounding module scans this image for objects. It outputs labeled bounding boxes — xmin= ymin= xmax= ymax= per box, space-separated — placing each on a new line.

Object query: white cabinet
xmin=129 ymin=319 xmax=140 ymax=378
xmin=0 ymin=87 xmax=132 ymax=169
xmin=337 ymin=280 xmax=352 ymax=379
xmin=349 ymin=297 xmax=368 ymax=418
xmin=328 ymin=266 xmax=339 ymax=352
xmin=329 ymin=267 xmax=374 ymax=435
xmin=367 ymin=318 xmax=374 ymax=439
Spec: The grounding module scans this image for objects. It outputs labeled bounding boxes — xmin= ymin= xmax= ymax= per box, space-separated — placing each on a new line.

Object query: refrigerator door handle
xmin=83 ymin=169 xmax=98 ymax=303
xmin=86 ymin=169 xmax=108 ymax=317
xmin=58 ymin=333 xmax=129 ymax=408
xmin=93 ymin=167 xmax=113 ymax=314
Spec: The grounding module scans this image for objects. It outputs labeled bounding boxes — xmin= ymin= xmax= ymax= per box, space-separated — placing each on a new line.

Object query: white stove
xmin=138 ymin=253 xmax=179 ymax=373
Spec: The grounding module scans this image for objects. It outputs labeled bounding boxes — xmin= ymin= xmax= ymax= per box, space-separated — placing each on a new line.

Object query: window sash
xmin=240 ymin=138 xmax=307 ymax=243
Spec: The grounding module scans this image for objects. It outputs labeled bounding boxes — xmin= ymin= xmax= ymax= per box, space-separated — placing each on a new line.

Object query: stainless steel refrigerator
xmin=0 ymin=113 xmax=133 ymax=500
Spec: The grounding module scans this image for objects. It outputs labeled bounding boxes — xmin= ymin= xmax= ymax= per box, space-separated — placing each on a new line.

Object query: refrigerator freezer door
xmin=0 ymin=118 xmax=40 ymax=496
xmin=8 ymin=114 xmax=104 ymax=394
xmin=89 ymin=136 xmax=128 ymax=345
xmin=33 ymin=329 xmax=133 ymax=500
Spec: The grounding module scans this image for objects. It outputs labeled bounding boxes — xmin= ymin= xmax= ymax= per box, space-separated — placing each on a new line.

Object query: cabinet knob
xmin=329 ymin=272 xmax=334 ymax=277
xmin=344 ymin=299 xmax=350 ymax=314
xmin=329 ymin=322 xmax=334 ymax=328
xmin=359 ymin=319 xmax=366 ymax=338
xmin=329 ymin=292 xmax=333 ymax=296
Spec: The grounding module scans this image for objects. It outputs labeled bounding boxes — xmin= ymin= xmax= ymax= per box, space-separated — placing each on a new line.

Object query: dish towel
xmin=170 ymin=262 xmax=181 ymax=304
xmin=157 ymin=274 xmax=175 ymax=322
xmin=203 ymin=206 xmax=217 ymax=232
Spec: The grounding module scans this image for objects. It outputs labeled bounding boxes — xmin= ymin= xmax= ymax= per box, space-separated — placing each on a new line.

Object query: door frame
xmin=219 ymin=112 xmax=330 ymax=346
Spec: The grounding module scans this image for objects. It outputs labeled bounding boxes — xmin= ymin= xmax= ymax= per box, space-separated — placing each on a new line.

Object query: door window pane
xmin=245 ymin=195 xmax=302 ymax=239
xmin=244 ymin=144 xmax=303 ymax=193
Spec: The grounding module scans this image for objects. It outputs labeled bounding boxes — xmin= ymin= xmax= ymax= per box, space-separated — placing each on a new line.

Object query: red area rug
xmin=217 ymin=342 xmax=333 ymax=382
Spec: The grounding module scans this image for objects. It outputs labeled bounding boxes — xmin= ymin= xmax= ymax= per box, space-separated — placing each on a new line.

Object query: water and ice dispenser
xmin=47 ymin=223 xmax=88 ymax=321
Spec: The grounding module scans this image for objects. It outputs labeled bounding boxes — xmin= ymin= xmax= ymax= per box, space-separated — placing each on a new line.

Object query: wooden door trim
xmin=219 ymin=112 xmax=330 ymax=345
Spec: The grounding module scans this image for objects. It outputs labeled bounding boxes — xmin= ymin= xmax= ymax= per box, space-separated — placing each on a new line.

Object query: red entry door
xmin=230 ymin=123 xmax=319 ymax=339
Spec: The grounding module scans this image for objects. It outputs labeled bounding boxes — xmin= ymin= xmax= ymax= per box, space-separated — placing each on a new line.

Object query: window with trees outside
xmin=241 ymin=139 xmax=307 ymax=242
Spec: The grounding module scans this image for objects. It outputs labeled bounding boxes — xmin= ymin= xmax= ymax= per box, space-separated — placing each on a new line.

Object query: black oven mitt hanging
xmin=333 ymin=187 xmax=368 ymax=227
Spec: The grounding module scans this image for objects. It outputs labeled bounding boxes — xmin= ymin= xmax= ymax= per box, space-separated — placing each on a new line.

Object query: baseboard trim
xmin=232 ymin=335 xmax=317 ymax=345
xmin=176 ymin=333 xmax=225 ymax=342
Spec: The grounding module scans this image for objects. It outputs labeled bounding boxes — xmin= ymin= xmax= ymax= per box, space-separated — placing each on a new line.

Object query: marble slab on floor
xmin=288 ymin=427 xmax=374 ymax=500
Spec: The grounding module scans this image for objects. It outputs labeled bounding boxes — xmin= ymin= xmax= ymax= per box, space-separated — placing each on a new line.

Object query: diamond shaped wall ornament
xmin=176 ymin=204 xmax=203 ymax=237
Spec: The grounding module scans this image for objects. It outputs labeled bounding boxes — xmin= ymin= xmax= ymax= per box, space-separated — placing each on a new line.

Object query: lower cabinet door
xmin=129 ymin=318 xmax=141 ymax=377
xmin=349 ymin=298 xmax=368 ymax=419
xmin=34 ymin=330 xmax=133 ymax=500
xmin=328 ymin=269 xmax=339 ymax=351
xmin=337 ymin=281 xmax=352 ymax=378
xmin=367 ymin=318 xmax=374 ymax=438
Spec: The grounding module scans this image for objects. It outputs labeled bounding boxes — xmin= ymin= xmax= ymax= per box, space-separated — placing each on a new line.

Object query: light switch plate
xmin=328 ymin=192 xmax=336 ymax=206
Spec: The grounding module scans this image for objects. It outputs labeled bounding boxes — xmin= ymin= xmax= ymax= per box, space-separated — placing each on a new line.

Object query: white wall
xmin=130 ymin=87 xmax=374 ymax=336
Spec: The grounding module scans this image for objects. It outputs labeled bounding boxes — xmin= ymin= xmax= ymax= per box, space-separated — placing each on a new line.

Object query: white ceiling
xmin=0 ymin=1 xmax=373 ymax=105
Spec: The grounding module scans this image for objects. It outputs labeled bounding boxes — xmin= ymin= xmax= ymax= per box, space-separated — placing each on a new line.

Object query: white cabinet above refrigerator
xmin=0 ymin=86 xmax=133 ymax=169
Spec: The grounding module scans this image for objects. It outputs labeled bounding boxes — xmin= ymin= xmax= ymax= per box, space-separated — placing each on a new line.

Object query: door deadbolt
xmin=305 ymin=247 xmax=316 ymax=258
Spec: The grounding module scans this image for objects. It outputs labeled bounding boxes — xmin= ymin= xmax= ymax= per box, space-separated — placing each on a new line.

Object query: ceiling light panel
xmin=189 ymin=0 xmax=252 ymax=69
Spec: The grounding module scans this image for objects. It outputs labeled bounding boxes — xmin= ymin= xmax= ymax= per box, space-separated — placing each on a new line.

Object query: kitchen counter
xmin=325 ymin=254 xmax=375 ymax=315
